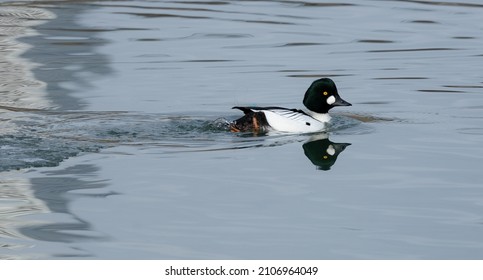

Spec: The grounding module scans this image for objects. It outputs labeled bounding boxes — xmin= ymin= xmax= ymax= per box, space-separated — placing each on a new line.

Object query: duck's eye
xmin=323 ymin=155 xmax=328 ymax=159
xmin=323 ymin=91 xmax=328 ymax=96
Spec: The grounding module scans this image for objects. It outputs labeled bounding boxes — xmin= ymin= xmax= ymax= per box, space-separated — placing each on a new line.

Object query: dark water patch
xmin=224 ymin=43 xmax=286 ymax=49
xmin=462 ymin=105 xmax=483 ymax=110
xmin=280 ymin=1 xmax=356 ymax=7
xmin=358 ymin=39 xmax=394 ymax=44
xmin=143 ymin=59 xmax=237 ymax=63
xmin=286 ymin=74 xmax=354 ymax=78
xmin=233 ymin=19 xmax=296 ymax=25
xmin=277 ymin=42 xmax=323 ymax=47
xmin=114 ymin=11 xmax=297 ymax=25
xmin=452 ymin=36 xmax=475 ymax=40
xmin=49 ymin=40 xmax=106 ymax=46
xmin=134 ymin=32 xmax=252 ymax=42
xmin=38 ymin=27 xmax=154 ymax=32
xmin=18 ymin=217 xmax=106 ymax=243
xmin=374 ymin=77 xmax=428 ymax=80
xmin=418 ymin=89 xmax=466 ymax=93
xmin=407 ymin=20 xmax=439 ymax=24
xmin=273 ymin=13 xmax=313 ymax=20
xmin=94 ymin=3 xmax=226 ymax=13
xmin=114 ymin=12 xmax=209 ymax=19
xmin=136 ymin=38 xmax=161 ymax=42
xmin=181 ymin=59 xmax=236 ymax=63
xmin=278 ymin=69 xmax=310 ymax=73
xmin=444 ymin=85 xmax=483 ymax=89
xmin=393 ymin=0 xmax=483 ymax=9
xmin=369 ymin=48 xmax=460 ymax=53
xmin=90 ymin=1 xmax=292 ymax=20
xmin=0 ymin=105 xmax=45 ymax=113
xmin=458 ymin=128 xmax=483 ymax=135
xmin=168 ymin=0 xmax=230 ymax=5
xmin=190 ymin=33 xmax=253 ymax=39
xmin=357 ymin=101 xmax=393 ymax=105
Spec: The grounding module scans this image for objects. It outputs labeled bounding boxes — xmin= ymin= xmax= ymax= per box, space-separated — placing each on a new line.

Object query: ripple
xmin=190 ymin=33 xmax=253 ymax=39
xmin=368 ymin=48 xmax=460 ymax=53
xmin=458 ymin=128 xmax=483 ymax=135
xmin=169 ymin=0 xmax=230 ymax=5
xmin=394 ymin=0 xmax=483 ymax=8
xmin=286 ymin=74 xmax=354 ymax=78
xmin=0 ymin=6 xmax=54 ymax=110
xmin=452 ymin=36 xmax=476 ymax=40
xmin=374 ymin=77 xmax=428 ymax=80
xmin=357 ymin=101 xmax=393 ymax=105
xmin=407 ymin=20 xmax=439 ymax=24
xmin=418 ymin=89 xmax=465 ymax=93
xmin=114 ymin=12 xmax=209 ymax=19
xmin=294 ymin=2 xmax=356 ymax=7
xmin=358 ymin=39 xmax=395 ymax=44
xmin=444 ymin=85 xmax=483 ymax=89
xmin=0 ymin=7 xmax=54 ymax=21
xmin=38 ymin=27 xmax=154 ymax=32
xmin=233 ymin=19 xmax=296 ymax=25
xmin=277 ymin=42 xmax=323 ymax=47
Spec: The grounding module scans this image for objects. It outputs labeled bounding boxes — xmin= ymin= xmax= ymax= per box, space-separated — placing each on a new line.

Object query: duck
xmin=230 ymin=78 xmax=351 ymax=133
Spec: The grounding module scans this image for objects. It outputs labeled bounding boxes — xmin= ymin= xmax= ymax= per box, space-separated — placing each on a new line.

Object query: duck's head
xmin=303 ymin=78 xmax=351 ymax=114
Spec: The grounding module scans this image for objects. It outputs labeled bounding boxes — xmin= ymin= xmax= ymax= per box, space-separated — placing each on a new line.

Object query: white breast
xmin=260 ymin=109 xmax=327 ymax=133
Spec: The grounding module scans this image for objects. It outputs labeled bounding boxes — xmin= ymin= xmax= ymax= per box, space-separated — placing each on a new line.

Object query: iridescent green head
xmin=303 ymin=78 xmax=351 ymax=114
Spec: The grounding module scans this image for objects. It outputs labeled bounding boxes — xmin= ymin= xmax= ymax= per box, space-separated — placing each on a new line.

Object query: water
xmin=1 ymin=0 xmax=483 ymax=259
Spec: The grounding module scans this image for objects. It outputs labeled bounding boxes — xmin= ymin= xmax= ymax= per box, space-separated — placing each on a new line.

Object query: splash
xmin=0 ymin=110 xmax=232 ymax=171
xmin=0 ymin=108 xmax=363 ymax=172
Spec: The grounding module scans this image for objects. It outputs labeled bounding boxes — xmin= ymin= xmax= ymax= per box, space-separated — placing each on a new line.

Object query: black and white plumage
xmin=230 ymin=106 xmax=328 ymax=133
xmin=230 ymin=78 xmax=351 ymax=133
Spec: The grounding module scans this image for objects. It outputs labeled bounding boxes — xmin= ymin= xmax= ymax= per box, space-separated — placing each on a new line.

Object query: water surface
xmin=1 ymin=0 xmax=483 ymax=259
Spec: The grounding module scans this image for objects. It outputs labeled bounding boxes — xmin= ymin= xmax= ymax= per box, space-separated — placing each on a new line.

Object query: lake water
xmin=1 ymin=0 xmax=483 ymax=259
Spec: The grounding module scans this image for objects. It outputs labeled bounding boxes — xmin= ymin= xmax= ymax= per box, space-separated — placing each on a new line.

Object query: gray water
xmin=1 ymin=0 xmax=483 ymax=259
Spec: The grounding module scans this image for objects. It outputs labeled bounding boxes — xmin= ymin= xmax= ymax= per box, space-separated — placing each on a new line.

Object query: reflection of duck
xmin=302 ymin=134 xmax=351 ymax=170
xmin=230 ymin=78 xmax=351 ymax=133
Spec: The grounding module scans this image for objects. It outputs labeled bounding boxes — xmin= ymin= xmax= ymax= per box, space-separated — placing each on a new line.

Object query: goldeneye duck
xmin=230 ymin=78 xmax=351 ymax=133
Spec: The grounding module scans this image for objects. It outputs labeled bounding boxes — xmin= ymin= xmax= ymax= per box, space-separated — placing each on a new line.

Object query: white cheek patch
xmin=326 ymin=145 xmax=336 ymax=156
xmin=326 ymin=95 xmax=336 ymax=105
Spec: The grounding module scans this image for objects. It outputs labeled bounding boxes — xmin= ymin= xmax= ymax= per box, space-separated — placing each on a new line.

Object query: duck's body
xmin=230 ymin=78 xmax=351 ymax=133
xmin=230 ymin=106 xmax=328 ymax=133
